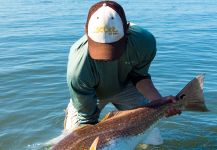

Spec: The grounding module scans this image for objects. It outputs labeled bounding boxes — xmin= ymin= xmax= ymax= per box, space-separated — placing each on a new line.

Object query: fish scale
xmin=53 ymin=75 xmax=208 ymax=150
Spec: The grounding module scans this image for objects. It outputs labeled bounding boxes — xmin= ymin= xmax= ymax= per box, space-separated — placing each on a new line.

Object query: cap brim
xmin=88 ymin=37 xmax=126 ymax=61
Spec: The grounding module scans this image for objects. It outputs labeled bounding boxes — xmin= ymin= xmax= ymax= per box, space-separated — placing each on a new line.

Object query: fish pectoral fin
xmin=78 ymin=124 xmax=93 ymax=130
xmin=89 ymin=137 xmax=99 ymax=150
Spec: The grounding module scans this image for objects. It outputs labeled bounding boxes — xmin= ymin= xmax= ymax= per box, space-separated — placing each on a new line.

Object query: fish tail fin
xmin=176 ymin=75 xmax=208 ymax=112
xmin=89 ymin=137 xmax=99 ymax=150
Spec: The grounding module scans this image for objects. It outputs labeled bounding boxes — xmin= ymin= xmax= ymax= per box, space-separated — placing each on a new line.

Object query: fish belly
xmin=102 ymin=127 xmax=163 ymax=150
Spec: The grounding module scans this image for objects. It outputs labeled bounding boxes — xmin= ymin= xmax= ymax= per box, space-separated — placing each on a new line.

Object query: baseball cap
xmin=85 ymin=1 xmax=128 ymax=60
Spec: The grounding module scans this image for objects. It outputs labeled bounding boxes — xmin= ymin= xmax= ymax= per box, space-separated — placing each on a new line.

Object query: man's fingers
xmin=163 ymin=95 xmax=181 ymax=117
xmin=165 ymin=108 xmax=182 ymax=117
xmin=164 ymin=95 xmax=178 ymax=103
xmin=168 ymin=96 xmax=177 ymax=103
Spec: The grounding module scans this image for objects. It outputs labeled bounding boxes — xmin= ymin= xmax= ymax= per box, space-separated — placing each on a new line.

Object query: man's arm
xmin=136 ymin=78 xmax=181 ymax=117
xmin=136 ymin=78 xmax=162 ymax=101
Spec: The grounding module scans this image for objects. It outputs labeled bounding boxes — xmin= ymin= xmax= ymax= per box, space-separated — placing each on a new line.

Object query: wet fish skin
xmin=52 ymin=75 xmax=208 ymax=150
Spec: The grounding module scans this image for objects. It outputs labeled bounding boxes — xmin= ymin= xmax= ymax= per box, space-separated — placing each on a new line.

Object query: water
xmin=0 ymin=0 xmax=216 ymax=149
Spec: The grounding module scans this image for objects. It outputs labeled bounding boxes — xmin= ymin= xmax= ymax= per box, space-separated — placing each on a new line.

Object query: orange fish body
xmin=53 ymin=75 xmax=208 ymax=150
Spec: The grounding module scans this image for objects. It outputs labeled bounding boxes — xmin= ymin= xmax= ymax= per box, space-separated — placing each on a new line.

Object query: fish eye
xmin=111 ymin=17 xmax=114 ymax=20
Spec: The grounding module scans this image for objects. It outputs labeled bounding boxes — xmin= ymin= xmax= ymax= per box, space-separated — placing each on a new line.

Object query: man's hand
xmin=162 ymin=96 xmax=182 ymax=117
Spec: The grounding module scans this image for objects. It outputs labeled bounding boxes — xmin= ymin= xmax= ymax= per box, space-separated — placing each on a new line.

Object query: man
xmin=66 ymin=1 xmax=181 ymax=131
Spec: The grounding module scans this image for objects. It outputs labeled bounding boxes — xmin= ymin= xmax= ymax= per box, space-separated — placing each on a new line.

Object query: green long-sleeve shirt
xmin=67 ymin=25 xmax=156 ymax=124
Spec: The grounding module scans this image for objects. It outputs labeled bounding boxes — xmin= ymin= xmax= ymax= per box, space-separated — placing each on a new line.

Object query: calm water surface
xmin=0 ymin=0 xmax=216 ymax=150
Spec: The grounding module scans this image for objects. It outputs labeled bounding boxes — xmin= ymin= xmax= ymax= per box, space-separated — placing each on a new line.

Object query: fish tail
xmin=176 ymin=75 xmax=208 ymax=112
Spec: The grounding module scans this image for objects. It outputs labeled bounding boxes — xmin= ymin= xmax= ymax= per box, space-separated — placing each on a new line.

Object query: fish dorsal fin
xmin=101 ymin=111 xmax=118 ymax=122
xmin=78 ymin=124 xmax=94 ymax=131
xmin=72 ymin=124 xmax=93 ymax=135
xmin=89 ymin=137 xmax=99 ymax=150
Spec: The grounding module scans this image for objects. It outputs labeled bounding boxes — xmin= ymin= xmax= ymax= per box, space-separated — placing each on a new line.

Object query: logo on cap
xmin=94 ymin=26 xmax=118 ymax=35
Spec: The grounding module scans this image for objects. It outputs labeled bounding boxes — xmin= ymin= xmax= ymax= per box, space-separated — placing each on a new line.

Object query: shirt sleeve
xmin=69 ymin=78 xmax=99 ymax=125
xmin=67 ymin=35 xmax=99 ymax=125
xmin=128 ymin=30 xmax=157 ymax=85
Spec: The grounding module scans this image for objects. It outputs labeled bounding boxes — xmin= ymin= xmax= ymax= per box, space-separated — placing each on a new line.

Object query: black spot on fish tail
xmin=179 ymin=94 xmax=186 ymax=100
